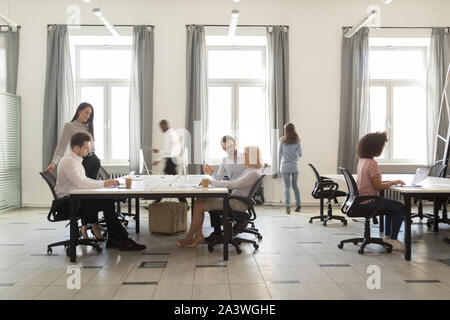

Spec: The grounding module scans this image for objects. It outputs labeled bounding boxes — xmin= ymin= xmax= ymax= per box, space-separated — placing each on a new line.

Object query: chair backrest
xmin=308 ymin=164 xmax=322 ymax=184
xmin=339 ymin=167 xmax=361 ymax=215
xmin=249 ymin=175 xmax=265 ymax=200
xmin=429 ymin=164 xmax=446 ymax=178
xmin=39 ymin=171 xmax=58 ymax=200
xmin=97 ymin=166 xmax=110 ymax=180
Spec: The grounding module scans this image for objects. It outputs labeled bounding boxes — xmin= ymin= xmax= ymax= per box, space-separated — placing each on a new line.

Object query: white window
xmin=368 ymin=38 xmax=429 ymax=164
xmin=70 ymin=36 xmax=132 ymax=165
xmin=206 ymin=34 xmax=270 ymax=164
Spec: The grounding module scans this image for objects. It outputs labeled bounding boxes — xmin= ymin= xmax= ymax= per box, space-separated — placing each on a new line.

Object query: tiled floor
xmin=0 ymin=205 xmax=449 ymax=300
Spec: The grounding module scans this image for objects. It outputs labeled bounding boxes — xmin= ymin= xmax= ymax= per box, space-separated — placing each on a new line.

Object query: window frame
xmin=75 ymin=44 xmax=131 ymax=165
xmin=369 ymin=45 xmax=428 ymax=165
xmin=206 ymin=45 xmax=267 ymax=164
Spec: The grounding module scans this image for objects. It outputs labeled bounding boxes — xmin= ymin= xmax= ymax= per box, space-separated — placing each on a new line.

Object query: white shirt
xmin=211 ymin=152 xmax=247 ymax=181
xmin=55 ymin=151 xmax=104 ymax=198
xmin=157 ymin=128 xmax=181 ymax=161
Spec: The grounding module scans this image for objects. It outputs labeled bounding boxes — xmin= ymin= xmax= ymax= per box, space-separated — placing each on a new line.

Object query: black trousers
xmin=81 ymin=153 xmax=101 ymax=226
xmin=82 ymin=152 xmax=101 ymax=179
xmin=210 ymin=211 xmax=222 ymax=232
xmin=78 ymin=199 xmax=129 ymax=241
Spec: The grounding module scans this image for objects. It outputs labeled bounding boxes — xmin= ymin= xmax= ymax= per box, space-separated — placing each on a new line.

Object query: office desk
xmin=327 ymin=174 xmax=450 ymax=261
xmin=68 ymin=175 xmax=231 ymax=263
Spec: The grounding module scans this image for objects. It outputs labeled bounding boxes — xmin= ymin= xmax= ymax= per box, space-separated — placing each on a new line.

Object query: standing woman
xmin=279 ymin=123 xmax=302 ymax=214
xmin=45 ymin=102 xmax=103 ymax=240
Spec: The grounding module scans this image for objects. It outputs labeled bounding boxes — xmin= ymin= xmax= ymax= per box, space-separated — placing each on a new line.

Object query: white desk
xmin=69 ymin=175 xmax=231 ymax=263
xmin=326 ymin=173 xmax=450 ymax=261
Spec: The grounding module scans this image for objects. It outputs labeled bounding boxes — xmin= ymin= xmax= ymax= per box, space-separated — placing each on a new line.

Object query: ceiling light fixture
xmin=381 ymin=0 xmax=392 ymax=4
xmin=92 ymin=8 xmax=120 ymax=37
xmin=344 ymin=9 xmax=378 ymax=38
xmin=228 ymin=9 xmax=239 ymax=37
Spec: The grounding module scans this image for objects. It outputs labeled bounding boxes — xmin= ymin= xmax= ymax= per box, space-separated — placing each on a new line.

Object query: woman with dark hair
xmin=356 ymin=131 xmax=406 ymax=251
xmin=45 ymin=102 xmax=103 ymax=240
xmin=279 ymin=123 xmax=302 ymax=214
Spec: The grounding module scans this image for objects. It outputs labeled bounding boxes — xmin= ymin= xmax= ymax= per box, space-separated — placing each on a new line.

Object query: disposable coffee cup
xmin=125 ymin=178 xmax=133 ymax=188
xmin=201 ymin=178 xmax=209 ymax=188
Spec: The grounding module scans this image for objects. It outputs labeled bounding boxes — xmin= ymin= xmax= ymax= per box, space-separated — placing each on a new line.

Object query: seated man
xmin=55 ymin=132 xmax=146 ymax=251
xmin=202 ymin=135 xmax=248 ymax=242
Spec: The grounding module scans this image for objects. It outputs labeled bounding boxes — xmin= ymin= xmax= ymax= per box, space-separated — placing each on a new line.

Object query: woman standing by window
xmin=279 ymin=123 xmax=302 ymax=214
xmin=45 ymin=102 xmax=103 ymax=240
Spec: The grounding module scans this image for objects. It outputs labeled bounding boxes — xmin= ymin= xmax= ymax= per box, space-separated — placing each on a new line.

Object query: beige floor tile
xmin=266 ymin=283 xmax=311 ymax=300
xmin=228 ymin=267 xmax=265 ymax=284
xmin=303 ymin=283 xmax=350 ymax=300
xmin=0 ymin=286 xmax=46 ymax=300
xmin=152 ymin=284 xmax=193 ymax=300
xmin=34 ymin=285 xmax=80 ymax=300
xmin=381 ymin=283 xmax=435 ymax=300
xmin=52 ymin=268 xmax=100 ymax=286
xmin=230 ymin=283 xmax=271 ymax=300
xmin=112 ymin=285 xmax=157 ymax=300
xmin=337 ymin=283 xmax=391 ymax=300
xmin=192 ymin=284 xmax=231 ymax=300
xmin=290 ymin=266 xmax=335 ymax=284
xmin=159 ymin=267 xmax=195 ymax=285
xmin=123 ymin=268 xmax=164 ymax=283
xmin=74 ymin=285 xmax=119 ymax=300
xmin=88 ymin=269 xmax=131 ymax=285
xmin=321 ymin=266 xmax=367 ymax=284
xmin=194 ymin=267 xmax=229 ymax=284
xmin=15 ymin=269 xmax=66 ymax=287
xmin=259 ymin=267 xmax=298 ymax=283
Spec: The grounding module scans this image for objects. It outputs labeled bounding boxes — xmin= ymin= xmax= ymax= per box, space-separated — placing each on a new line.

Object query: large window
xmin=206 ymin=34 xmax=270 ymax=164
xmin=70 ymin=36 xmax=132 ymax=165
xmin=368 ymin=38 xmax=429 ymax=164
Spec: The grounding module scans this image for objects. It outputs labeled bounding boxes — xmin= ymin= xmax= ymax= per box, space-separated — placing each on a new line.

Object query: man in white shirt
xmin=202 ymin=135 xmax=248 ymax=242
xmin=55 ymin=132 xmax=146 ymax=251
xmin=152 ymin=120 xmax=187 ymax=203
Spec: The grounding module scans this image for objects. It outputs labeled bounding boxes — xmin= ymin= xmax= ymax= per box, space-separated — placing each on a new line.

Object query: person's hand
xmin=152 ymin=148 xmax=159 ymax=153
xmin=46 ymin=162 xmax=56 ymax=174
xmin=203 ymin=163 xmax=213 ymax=175
xmin=392 ymin=180 xmax=405 ymax=186
xmin=104 ymin=179 xmax=119 ymax=187
xmin=152 ymin=161 xmax=160 ymax=166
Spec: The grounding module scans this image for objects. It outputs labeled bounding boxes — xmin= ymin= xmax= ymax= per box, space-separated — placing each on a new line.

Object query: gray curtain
xmin=337 ymin=27 xmax=370 ymax=173
xmin=42 ymin=25 xmax=75 ymax=170
xmin=426 ymin=28 xmax=450 ymax=166
xmin=267 ymin=26 xmax=289 ymax=178
xmin=185 ymin=25 xmax=208 ymax=174
xmin=129 ymin=26 xmax=154 ymax=172
xmin=0 ymin=27 xmax=19 ymax=94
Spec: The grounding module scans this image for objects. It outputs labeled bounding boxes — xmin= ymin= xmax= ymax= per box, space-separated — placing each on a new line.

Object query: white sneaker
xmin=388 ymin=239 xmax=404 ymax=251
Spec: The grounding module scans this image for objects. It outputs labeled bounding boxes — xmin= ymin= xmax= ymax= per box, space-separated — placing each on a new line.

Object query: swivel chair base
xmin=309 ymin=200 xmax=347 ymax=226
xmin=47 ymin=238 xmax=102 ymax=256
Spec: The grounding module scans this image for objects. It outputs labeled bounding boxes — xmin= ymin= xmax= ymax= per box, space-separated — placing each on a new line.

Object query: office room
xmin=0 ymin=0 xmax=449 ymax=310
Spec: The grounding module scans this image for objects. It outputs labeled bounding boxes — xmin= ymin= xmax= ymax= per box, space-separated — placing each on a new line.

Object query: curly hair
xmin=357 ymin=132 xmax=388 ymax=158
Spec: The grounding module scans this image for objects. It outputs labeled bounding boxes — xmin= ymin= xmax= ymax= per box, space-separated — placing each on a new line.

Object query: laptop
xmin=397 ymin=168 xmax=430 ymax=188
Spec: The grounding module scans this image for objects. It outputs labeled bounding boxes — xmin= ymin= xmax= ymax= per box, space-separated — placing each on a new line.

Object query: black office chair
xmin=208 ymin=175 xmax=265 ymax=254
xmin=411 ymin=164 xmax=447 ymax=225
xmin=308 ymin=164 xmax=348 ymax=226
xmin=337 ymin=167 xmax=392 ymax=254
xmin=39 ymin=171 xmax=102 ymax=256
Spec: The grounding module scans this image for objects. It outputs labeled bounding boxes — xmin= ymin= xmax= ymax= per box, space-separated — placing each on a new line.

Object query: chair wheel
xmin=337 ymin=243 xmax=344 ymax=249
xmin=343 ymin=221 xmax=347 ymax=226
xmin=358 ymin=248 xmax=364 ymax=255
xmin=323 ymin=221 xmax=327 ymax=226
xmin=66 ymin=248 xmax=70 ymax=257
xmin=253 ymin=244 xmax=259 ymax=250
xmin=309 ymin=219 xmax=312 ymax=224
xmin=257 ymin=235 xmax=263 ymax=240
xmin=208 ymin=246 xmax=214 ymax=252
xmin=124 ymin=221 xmax=129 ymax=227
xmin=236 ymin=248 xmax=242 ymax=254
xmin=426 ymin=221 xmax=433 ymax=229
xmin=386 ymin=246 xmax=392 ymax=253
xmin=47 ymin=248 xmax=52 ymax=255
xmin=96 ymin=247 xmax=102 ymax=253
xmin=353 ymin=241 xmax=358 ymax=245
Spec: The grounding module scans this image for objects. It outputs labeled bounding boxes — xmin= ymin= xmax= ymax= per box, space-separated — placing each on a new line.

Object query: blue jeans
xmin=356 ymin=198 xmax=405 ymax=240
xmin=281 ymin=172 xmax=301 ymax=207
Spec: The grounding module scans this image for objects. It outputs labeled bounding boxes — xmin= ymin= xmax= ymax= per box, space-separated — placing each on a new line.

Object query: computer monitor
xmin=139 ymin=149 xmax=150 ymax=175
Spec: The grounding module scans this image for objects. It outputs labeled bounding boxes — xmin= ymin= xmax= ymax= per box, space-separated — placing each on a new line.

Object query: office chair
xmin=208 ymin=176 xmax=265 ymax=254
xmin=411 ymin=164 xmax=447 ymax=225
xmin=308 ymin=164 xmax=348 ymax=226
xmin=39 ymin=171 xmax=102 ymax=256
xmin=337 ymin=167 xmax=392 ymax=254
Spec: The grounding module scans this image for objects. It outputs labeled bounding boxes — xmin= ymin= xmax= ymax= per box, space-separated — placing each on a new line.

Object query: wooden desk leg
xmin=404 ymin=195 xmax=411 ymax=261
xmin=69 ymin=197 xmax=78 ymax=263
xmin=135 ymin=198 xmax=140 ymax=234
xmin=433 ymin=198 xmax=439 ymax=232
xmin=222 ymin=196 xmax=230 ymax=261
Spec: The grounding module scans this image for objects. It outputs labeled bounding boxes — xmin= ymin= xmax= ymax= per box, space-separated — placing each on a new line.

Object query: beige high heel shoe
xmin=186 ymin=236 xmax=205 ymax=248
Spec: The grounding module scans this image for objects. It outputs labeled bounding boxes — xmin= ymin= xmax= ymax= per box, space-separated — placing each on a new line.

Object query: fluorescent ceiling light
xmin=228 ymin=9 xmax=239 ymax=37
xmin=83 ymin=0 xmax=92 ymax=3
xmin=233 ymin=0 xmax=241 ymax=2
xmin=381 ymin=0 xmax=392 ymax=4
xmin=0 ymin=14 xmax=18 ymax=31
xmin=92 ymin=8 xmax=120 ymax=37
xmin=344 ymin=10 xmax=378 ymax=38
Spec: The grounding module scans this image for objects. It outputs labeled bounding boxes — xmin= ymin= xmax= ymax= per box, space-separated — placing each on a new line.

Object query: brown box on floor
xmin=148 ymin=202 xmax=188 ymax=234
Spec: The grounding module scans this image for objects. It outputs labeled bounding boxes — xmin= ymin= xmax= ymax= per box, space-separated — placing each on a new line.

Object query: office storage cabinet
xmin=0 ymin=91 xmax=21 ymax=213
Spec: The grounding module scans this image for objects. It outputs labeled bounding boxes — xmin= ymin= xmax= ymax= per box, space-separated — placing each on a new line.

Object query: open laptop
xmin=397 ymin=168 xmax=430 ymax=188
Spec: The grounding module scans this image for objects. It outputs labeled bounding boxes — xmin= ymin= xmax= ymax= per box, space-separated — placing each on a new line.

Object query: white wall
xmin=2 ymin=0 xmax=448 ymax=206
